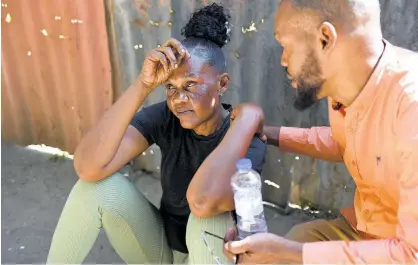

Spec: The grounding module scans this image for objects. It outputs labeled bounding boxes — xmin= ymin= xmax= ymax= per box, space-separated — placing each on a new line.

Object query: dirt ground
xmin=2 ymin=141 xmax=335 ymax=264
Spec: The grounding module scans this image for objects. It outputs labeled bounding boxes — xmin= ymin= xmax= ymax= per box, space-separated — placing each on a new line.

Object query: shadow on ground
xmin=2 ymin=142 xmax=334 ymax=263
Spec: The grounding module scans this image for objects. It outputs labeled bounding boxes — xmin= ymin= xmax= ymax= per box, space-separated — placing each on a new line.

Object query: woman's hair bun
xmin=181 ymin=3 xmax=231 ymax=48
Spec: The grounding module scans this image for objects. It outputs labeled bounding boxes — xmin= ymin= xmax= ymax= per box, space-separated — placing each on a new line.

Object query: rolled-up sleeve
xmin=279 ymin=126 xmax=344 ymax=162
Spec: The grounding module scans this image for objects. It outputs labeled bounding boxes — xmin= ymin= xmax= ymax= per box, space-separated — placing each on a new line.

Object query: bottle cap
xmin=236 ymin=158 xmax=252 ymax=170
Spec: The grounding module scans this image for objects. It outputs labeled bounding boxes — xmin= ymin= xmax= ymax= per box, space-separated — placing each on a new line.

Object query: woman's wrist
xmin=132 ymin=77 xmax=154 ymax=97
xmin=232 ymin=114 xmax=261 ymax=135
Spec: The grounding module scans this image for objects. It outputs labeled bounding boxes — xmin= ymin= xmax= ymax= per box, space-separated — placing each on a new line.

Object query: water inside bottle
xmin=234 ymin=189 xmax=267 ymax=239
xmin=232 ymin=158 xmax=268 ymax=239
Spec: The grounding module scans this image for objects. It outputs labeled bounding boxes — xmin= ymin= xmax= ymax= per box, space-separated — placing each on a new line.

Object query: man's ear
xmin=319 ymin=22 xmax=337 ymax=52
xmin=218 ymin=73 xmax=230 ymax=96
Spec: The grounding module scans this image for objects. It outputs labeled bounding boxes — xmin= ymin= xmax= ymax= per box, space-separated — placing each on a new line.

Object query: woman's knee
xmin=186 ymin=212 xmax=233 ymax=264
xmin=186 ymin=212 xmax=233 ymax=245
xmin=69 ymin=172 xmax=141 ymax=210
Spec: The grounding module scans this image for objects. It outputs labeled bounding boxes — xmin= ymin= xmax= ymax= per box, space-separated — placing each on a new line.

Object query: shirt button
xmin=352 ymin=160 xmax=357 ymax=167
xmin=364 ymin=209 xmax=371 ymax=216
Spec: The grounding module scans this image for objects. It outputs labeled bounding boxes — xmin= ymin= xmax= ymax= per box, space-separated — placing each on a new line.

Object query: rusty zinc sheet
xmin=1 ymin=0 xmax=113 ymax=153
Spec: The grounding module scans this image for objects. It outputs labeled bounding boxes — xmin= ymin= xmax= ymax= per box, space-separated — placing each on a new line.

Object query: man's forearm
xmin=264 ymin=126 xmax=281 ymax=147
xmin=264 ymin=126 xmax=345 ymax=162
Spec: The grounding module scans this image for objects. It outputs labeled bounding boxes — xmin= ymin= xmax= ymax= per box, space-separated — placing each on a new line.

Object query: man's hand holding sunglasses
xmin=222 ymin=227 xmax=303 ymax=264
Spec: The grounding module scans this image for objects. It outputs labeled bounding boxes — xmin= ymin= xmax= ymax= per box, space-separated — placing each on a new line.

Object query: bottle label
xmin=241 ymin=220 xmax=254 ymax=231
xmin=234 ymin=192 xmax=263 ymax=220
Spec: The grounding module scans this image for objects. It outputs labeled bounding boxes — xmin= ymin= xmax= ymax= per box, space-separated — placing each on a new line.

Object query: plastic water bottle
xmin=231 ymin=158 xmax=268 ymax=239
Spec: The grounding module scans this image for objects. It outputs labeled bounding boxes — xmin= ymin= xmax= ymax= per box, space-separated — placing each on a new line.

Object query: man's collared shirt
xmin=280 ymin=40 xmax=418 ymax=263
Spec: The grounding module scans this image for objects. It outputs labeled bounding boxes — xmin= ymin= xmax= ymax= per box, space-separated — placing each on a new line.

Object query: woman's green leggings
xmin=46 ymin=173 xmax=234 ymax=264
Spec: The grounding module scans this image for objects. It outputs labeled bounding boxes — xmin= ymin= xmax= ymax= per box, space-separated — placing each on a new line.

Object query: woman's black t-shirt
xmin=130 ymin=101 xmax=267 ymax=253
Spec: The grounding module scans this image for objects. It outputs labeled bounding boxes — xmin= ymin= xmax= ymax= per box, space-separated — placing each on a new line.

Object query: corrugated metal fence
xmin=1 ymin=0 xmax=113 ymax=153
xmin=2 ymin=0 xmax=418 ymax=209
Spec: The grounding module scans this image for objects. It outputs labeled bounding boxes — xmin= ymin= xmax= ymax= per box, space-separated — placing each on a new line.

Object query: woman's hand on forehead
xmin=162 ymin=38 xmax=191 ymax=62
xmin=139 ymin=38 xmax=191 ymax=91
xmin=155 ymin=39 xmax=190 ymax=71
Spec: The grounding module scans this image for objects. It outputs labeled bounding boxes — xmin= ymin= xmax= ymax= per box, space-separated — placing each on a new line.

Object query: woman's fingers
xmin=148 ymin=50 xmax=169 ymax=73
xmin=156 ymin=46 xmax=177 ymax=69
xmin=163 ymin=38 xmax=190 ymax=62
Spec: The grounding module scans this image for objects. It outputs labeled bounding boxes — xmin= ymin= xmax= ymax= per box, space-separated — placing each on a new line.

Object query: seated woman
xmin=47 ymin=3 xmax=266 ymax=264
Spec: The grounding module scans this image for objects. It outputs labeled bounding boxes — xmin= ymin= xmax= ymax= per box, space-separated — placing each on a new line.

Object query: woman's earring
xmin=219 ymin=92 xmax=223 ymax=97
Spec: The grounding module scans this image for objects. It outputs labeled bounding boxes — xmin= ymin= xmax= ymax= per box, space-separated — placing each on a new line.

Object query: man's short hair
xmin=289 ymin=0 xmax=381 ymax=30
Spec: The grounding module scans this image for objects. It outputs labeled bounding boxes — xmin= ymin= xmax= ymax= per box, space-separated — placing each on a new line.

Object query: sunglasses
xmin=201 ymin=231 xmax=225 ymax=265
xmin=201 ymin=211 xmax=239 ymax=265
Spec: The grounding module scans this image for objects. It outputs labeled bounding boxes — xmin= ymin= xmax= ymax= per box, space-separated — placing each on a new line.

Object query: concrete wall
xmin=107 ymin=0 xmax=418 ymax=210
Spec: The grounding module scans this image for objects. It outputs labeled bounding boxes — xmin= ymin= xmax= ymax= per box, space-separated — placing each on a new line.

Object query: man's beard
xmin=292 ymin=50 xmax=325 ymax=111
